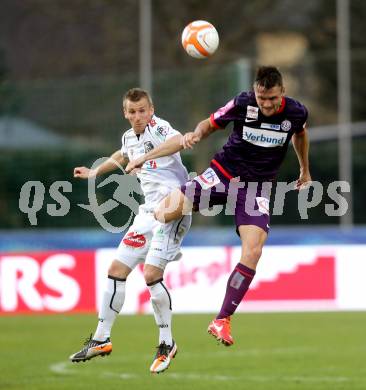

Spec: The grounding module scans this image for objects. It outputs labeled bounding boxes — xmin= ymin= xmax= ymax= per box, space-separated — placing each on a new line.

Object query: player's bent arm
xmin=125 ymin=134 xmax=183 ymax=173
xmin=95 ymin=149 xmax=127 ymax=176
xmin=182 ymin=118 xmax=218 ymax=149
xmin=147 ymin=134 xmax=183 ymax=160
xmin=292 ymin=127 xmax=310 ymax=174
xmin=292 ymin=127 xmax=312 ymax=189
xmin=74 ymin=150 xmax=126 ymax=179
xmin=194 ymin=118 xmax=218 ymax=140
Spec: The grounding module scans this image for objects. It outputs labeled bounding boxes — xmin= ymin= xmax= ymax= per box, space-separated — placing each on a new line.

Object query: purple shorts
xmin=181 ymin=162 xmax=271 ymax=234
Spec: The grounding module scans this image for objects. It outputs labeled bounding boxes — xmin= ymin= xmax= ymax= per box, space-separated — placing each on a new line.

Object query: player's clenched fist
xmin=181 ymin=132 xmax=200 ymax=149
xmin=73 ymin=166 xmax=96 ymax=179
xmin=125 ymin=156 xmax=144 ymax=175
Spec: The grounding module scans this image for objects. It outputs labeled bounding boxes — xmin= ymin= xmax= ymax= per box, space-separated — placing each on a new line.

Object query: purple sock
xmin=217 ymin=263 xmax=256 ymax=319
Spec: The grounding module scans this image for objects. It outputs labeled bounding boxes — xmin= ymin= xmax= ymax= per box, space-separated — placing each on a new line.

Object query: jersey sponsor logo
xmin=260 ymin=123 xmax=281 ymax=131
xmin=155 ymin=126 xmax=168 ymax=140
xmin=144 ymin=141 xmax=154 ymax=153
xmin=144 ymin=160 xmax=157 ymax=169
xmin=281 ymin=120 xmax=292 ymax=132
xmin=194 ymin=167 xmax=221 ymax=190
xmin=122 ymin=232 xmax=146 ymax=248
xmin=246 ymin=105 xmax=259 ymax=119
xmin=156 ymin=226 xmax=164 ymax=237
xmin=242 ymin=126 xmax=287 ymax=148
xmin=245 ymin=118 xmax=257 ymax=123
xmin=256 ymin=196 xmax=270 ymax=215
xmin=213 ymin=99 xmax=235 ymax=120
xmin=153 ymin=226 xmax=165 ymax=243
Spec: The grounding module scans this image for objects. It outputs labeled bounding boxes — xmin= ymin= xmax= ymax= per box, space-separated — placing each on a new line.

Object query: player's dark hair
xmin=123 ymin=88 xmax=153 ymax=109
xmin=254 ymin=66 xmax=283 ymax=89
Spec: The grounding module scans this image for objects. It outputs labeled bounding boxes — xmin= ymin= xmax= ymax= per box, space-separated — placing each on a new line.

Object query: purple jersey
xmin=210 ymin=91 xmax=308 ymax=181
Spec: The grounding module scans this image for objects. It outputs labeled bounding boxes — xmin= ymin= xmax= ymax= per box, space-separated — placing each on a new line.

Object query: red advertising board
xmin=1 ymin=245 xmax=366 ymax=314
xmin=0 ymin=251 xmax=95 ymax=313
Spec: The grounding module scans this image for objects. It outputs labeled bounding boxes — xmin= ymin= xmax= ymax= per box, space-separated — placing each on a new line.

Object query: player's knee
xmin=144 ymin=273 xmax=159 ymax=285
xmin=247 ymin=246 xmax=262 ymax=264
xmin=251 ymin=246 xmax=263 ymax=261
xmin=143 ymin=267 xmax=163 ymax=285
xmin=154 ymin=190 xmax=186 ymax=223
xmin=108 ymin=260 xmax=131 ymax=279
xmin=154 ymin=206 xmax=177 ymax=223
xmin=241 ymin=246 xmax=262 ymax=268
xmin=154 ymin=208 xmax=167 ymax=223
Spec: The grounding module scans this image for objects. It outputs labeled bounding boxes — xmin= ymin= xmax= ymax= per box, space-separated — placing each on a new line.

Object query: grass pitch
xmin=0 ymin=312 xmax=365 ymax=390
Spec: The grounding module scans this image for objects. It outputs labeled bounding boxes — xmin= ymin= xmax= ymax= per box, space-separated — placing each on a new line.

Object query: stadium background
xmin=1 ymin=1 xmax=366 ymax=389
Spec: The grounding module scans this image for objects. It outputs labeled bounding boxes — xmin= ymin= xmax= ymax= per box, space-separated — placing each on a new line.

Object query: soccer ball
xmin=181 ymin=20 xmax=219 ymax=59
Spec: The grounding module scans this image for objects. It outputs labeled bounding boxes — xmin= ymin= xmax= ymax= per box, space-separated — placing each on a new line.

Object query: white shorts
xmin=116 ymin=209 xmax=191 ymax=270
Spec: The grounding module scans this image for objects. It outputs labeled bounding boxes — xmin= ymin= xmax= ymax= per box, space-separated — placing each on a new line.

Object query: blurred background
xmin=0 ymin=0 xmax=366 ymax=304
xmin=1 ymin=0 xmax=365 ymax=234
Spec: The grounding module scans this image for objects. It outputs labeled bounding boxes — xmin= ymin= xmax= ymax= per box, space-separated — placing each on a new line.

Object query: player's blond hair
xmin=122 ymin=88 xmax=153 ymax=109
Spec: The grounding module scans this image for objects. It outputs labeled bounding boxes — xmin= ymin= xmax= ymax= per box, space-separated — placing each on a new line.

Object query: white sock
xmin=93 ymin=275 xmax=126 ymax=341
xmin=148 ymin=279 xmax=173 ymax=346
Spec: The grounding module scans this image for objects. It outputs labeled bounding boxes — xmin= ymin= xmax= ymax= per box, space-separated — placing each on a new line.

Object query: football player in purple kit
xmin=126 ymin=66 xmax=311 ymax=346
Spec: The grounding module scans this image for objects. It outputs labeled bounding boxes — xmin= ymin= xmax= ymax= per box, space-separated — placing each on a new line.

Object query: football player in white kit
xmin=69 ymin=88 xmax=191 ymax=374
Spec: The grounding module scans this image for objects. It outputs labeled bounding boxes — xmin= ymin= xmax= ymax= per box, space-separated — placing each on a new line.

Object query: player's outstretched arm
xmin=182 ymin=118 xmax=217 ymax=149
xmin=125 ymin=134 xmax=183 ymax=173
xmin=125 ymin=118 xmax=217 ymax=174
xmin=292 ymin=127 xmax=312 ymax=190
xmin=74 ymin=150 xmax=126 ymax=179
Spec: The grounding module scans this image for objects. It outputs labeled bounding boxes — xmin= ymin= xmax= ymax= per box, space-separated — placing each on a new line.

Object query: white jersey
xmin=121 ymin=115 xmax=188 ymax=210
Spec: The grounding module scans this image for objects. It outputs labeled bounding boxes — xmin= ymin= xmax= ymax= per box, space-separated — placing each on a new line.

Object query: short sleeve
xmin=294 ymin=105 xmax=309 ymax=134
xmin=209 ymin=97 xmax=241 ymax=129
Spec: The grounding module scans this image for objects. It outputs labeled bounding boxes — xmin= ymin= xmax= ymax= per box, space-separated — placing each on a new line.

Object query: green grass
xmin=1 ymin=312 xmax=366 ymax=390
